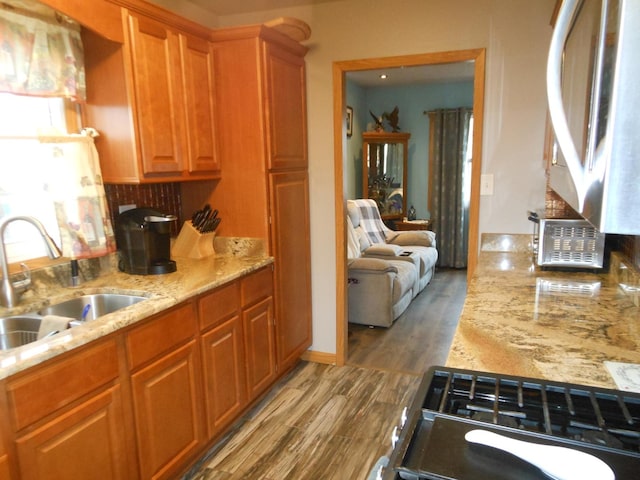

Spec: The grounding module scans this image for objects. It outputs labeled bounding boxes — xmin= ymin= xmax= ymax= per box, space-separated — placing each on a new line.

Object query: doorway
xmin=333 ymin=49 xmax=486 ymax=366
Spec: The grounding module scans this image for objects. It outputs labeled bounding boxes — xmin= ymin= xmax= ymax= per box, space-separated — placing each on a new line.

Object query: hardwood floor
xmin=348 ymin=268 xmax=468 ymax=374
xmin=186 ymin=268 xmax=467 ymax=480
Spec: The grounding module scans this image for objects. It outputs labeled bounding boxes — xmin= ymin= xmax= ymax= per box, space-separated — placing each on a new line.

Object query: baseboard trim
xmin=301 ymin=350 xmax=336 ymax=365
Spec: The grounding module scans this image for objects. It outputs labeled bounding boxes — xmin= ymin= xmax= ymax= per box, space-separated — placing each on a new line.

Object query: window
xmin=0 ymin=93 xmax=69 ymax=262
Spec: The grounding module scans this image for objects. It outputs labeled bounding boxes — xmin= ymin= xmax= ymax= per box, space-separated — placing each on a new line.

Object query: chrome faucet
xmin=0 ymin=216 xmax=62 ymax=308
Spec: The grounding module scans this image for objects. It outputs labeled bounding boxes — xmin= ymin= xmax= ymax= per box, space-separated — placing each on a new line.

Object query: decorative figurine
xmin=383 ymin=106 xmax=400 ymax=132
xmin=369 ymin=110 xmax=384 ymax=131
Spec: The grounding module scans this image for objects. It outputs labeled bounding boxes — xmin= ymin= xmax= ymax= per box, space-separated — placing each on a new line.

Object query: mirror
xmin=362 ymin=132 xmax=410 ymax=219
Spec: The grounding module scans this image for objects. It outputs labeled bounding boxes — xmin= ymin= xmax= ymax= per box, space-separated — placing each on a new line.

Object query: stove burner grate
xmin=421 ymin=368 xmax=640 ymax=455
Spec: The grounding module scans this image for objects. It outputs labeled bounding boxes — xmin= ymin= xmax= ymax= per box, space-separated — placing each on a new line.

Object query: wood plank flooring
xmin=186 ymin=268 xmax=467 ymax=480
xmin=348 ymin=268 xmax=468 ymax=374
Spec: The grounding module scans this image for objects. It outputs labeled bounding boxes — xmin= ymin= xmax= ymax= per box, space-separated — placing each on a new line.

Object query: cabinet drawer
xmin=126 ymin=303 xmax=196 ymax=370
xmin=198 ymin=281 xmax=240 ymax=331
xmin=240 ymin=267 xmax=273 ymax=308
xmin=7 ymin=340 xmax=119 ymax=431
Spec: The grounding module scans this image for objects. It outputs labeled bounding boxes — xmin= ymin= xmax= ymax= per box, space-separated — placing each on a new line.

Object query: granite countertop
xmin=446 ymin=234 xmax=640 ymax=389
xmin=0 ymin=238 xmax=273 ymax=380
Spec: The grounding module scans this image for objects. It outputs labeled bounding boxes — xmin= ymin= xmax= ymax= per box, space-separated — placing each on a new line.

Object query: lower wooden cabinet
xmin=5 ymin=339 xmax=133 ymax=480
xmin=200 ymin=316 xmax=247 ymax=437
xmin=243 ymin=297 xmax=276 ymax=399
xmin=2 ymin=265 xmax=294 ymax=480
xmin=0 ymin=395 xmax=13 ymax=480
xmin=127 ymin=304 xmax=204 ymax=480
xmin=199 ymin=266 xmax=276 ymax=440
xmin=15 ymin=386 xmax=130 ymax=480
xmin=131 ymin=340 xmax=203 ymax=480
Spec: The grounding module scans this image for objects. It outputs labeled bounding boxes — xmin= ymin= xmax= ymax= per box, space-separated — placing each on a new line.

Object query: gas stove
xmin=379 ymin=366 xmax=640 ymax=480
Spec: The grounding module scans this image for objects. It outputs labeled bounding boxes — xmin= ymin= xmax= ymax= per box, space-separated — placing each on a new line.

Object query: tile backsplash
xmin=104 ymin=183 xmax=182 ymax=236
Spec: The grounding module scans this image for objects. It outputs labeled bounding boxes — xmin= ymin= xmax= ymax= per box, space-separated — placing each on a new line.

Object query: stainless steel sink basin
xmin=0 ymin=293 xmax=148 ymax=351
xmin=39 ymin=293 xmax=147 ymax=321
xmin=0 ymin=314 xmax=43 ymax=350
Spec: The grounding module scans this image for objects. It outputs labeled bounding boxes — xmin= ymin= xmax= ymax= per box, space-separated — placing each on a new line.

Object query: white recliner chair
xmin=348 ymin=199 xmax=438 ymax=294
xmin=346 ymin=199 xmax=438 ymax=327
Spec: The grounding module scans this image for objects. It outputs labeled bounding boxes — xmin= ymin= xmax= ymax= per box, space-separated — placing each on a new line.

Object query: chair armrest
xmin=387 ymin=230 xmax=436 ymax=247
xmin=348 ymin=257 xmax=398 ymax=273
xmin=363 ymin=244 xmax=404 ymax=256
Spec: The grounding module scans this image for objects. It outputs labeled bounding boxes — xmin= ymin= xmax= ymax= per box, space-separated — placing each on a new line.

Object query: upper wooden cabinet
xmin=83 ymin=8 xmax=220 ymax=183
xmin=263 ymin=42 xmax=308 ymax=170
xmin=127 ymin=12 xmax=185 ymax=176
xmin=180 ymin=34 xmax=221 ymax=174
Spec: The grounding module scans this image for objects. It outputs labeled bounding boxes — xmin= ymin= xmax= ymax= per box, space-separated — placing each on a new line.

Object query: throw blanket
xmin=352 ymin=199 xmax=388 ymax=245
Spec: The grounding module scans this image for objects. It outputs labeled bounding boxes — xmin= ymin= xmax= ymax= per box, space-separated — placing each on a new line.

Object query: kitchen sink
xmin=0 ymin=293 xmax=149 ymax=351
xmin=0 ymin=314 xmax=43 ymax=350
xmin=39 ymin=293 xmax=148 ymax=322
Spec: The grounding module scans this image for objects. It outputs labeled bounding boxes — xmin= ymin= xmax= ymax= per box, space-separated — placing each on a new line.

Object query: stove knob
xmin=400 ymin=406 xmax=408 ymax=427
xmin=391 ymin=426 xmax=399 ymax=448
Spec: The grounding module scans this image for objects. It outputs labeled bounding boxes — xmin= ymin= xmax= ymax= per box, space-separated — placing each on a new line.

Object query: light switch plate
xmin=480 ymin=174 xmax=494 ymax=196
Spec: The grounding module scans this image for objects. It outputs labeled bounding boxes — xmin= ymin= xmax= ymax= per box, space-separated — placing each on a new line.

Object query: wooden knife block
xmin=172 ymin=221 xmax=216 ymax=259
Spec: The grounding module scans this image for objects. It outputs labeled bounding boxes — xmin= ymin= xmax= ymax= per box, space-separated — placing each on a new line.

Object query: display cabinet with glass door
xmin=362 ymin=131 xmax=410 ymax=221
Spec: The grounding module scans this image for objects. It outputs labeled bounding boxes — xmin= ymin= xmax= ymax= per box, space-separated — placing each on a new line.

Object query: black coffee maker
xmin=116 ymin=208 xmax=177 ymax=275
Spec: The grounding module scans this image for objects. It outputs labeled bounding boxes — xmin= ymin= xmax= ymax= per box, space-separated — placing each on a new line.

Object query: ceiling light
xmin=380 ymin=74 xmax=388 ymax=80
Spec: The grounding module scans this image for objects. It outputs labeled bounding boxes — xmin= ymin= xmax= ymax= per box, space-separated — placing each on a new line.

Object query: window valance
xmin=0 ymin=8 xmax=86 ymax=101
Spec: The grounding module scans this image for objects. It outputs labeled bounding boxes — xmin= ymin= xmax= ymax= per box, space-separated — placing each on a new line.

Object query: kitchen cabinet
xmin=5 ymin=339 xmax=133 ymax=480
xmin=180 ymin=33 xmax=221 ymax=174
xmin=0 ymin=262 xmax=280 ymax=480
xmin=241 ymin=268 xmax=277 ymax=399
xmin=82 ymin=6 xmax=220 ymax=183
xmin=206 ymin=25 xmax=312 ymax=373
xmin=126 ymin=303 xmax=204 ymax=480
xmin=198 ymin=282 xmax=247 ymax=438
xmin=263 ymin=41 xmax=308 ymax=171
xmin=268 ymin=171 xmax=312 ymax=368
xmin=198 ymin=267 xmax=276 ymax=439
xmin=0 ymin=398 xmax=13 ymax=480
xmin=126 ymin=12 xmax=185 ymax=176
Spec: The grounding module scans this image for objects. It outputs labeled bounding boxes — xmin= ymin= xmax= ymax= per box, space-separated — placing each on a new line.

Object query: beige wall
xmin=162 ymin=0 xmax=556 ymax=355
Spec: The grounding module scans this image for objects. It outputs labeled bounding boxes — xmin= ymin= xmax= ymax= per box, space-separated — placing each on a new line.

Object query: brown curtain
xmin=428 ymin=107 xmax=473 ymax=268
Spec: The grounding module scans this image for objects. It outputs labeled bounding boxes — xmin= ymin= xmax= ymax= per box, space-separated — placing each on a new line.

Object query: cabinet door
xmin=269 ymin=171 xmax=312 ymax=369
xmin=16 ymin=386 xmax=130 ymax=480
xmin=263 ymin=42 xmax=307 ymax=170
xmin=201 ymin=315 xmax=247 ymax=438
xmin=128 ymin=12 xmax=185 ymax=175
xmin=243 ymin=297 xmax=276 ymax=399
xmin=131 ymin=341 xmax=203 ymax=480
xmin=180 ymin=34 xmax=221 ymax=174
xmin=0 ymin=455 xmax=9 ymax=480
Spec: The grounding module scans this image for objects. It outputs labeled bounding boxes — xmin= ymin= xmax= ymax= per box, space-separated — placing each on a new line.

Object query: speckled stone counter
xmin=446 ymin=234 xmax=640 ymax=389
xmin=0 ymin=237 xmax=272 ymax=380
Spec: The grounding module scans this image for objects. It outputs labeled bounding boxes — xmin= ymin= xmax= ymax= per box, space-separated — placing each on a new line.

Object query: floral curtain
xmin=0 ymin=8 xmax=85 ymax=101
xmin=40 ymin=131 xmax=115 ymax=259
xmin=428 ymin=107 xmax=473 ymax=269
xmin=0 ymin=131 xmax=115 ymax=260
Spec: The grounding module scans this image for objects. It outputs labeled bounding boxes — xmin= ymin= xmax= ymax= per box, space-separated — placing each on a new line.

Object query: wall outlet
xmin=118 ymin=204 xmax=136 ymax=213
xmin=480 ymin=174 xmax=494 ymax=196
